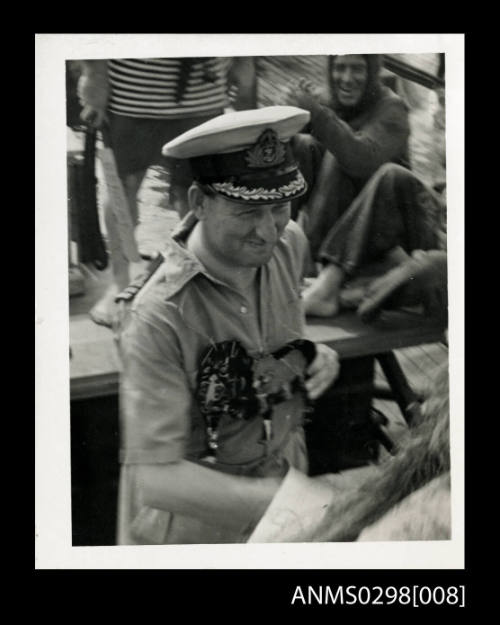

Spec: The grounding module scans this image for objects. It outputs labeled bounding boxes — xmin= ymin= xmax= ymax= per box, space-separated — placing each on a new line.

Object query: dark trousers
xmin=317 ymin=163 xmax=445 ymax=275
xmin=305 ymin=356 xmax=380 ymax=475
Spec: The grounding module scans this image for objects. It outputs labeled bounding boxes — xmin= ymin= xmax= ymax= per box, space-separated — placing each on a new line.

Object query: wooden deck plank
xmin=399 ymin=345 xmax=448 ymax=390
xmin=396 ymin=350 xmax=435 ymax=394
xmin=399 ymin=350 xmax=444 ymax=393
xmin=373 ymin=398 xmax=400 ymax=425
xmin=400 ymin=343 xmax=448 ymax=374
xmin=372 ymin=342 xmax=448 ymax=431
xmin=417 ymin=342 xmax=448 ymax=366
xmin=401 ymin=344 xmax=443 ymax=369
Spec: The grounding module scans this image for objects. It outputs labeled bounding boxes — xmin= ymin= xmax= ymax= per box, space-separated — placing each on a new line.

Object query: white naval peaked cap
xmin=161 ymin=106 xmax=311 ymax=205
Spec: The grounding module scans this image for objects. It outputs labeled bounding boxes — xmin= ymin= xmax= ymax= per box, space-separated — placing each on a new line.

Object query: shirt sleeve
xmin=118 ymin=309 xmax=193 ymax=465
xmin=284 ymin=219 xmax=310 ymax=282
xmin=307 ymin=96 xmax=410 ymax=180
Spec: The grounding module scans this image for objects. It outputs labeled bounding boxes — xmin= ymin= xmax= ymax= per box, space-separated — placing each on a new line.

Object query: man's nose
xmin=340 ymin=68 xmax=354 ymax=84
xmin=254 ymin=209 xmax=278 ymax=240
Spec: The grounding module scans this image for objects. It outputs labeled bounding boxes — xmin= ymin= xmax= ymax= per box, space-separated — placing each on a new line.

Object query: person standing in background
xmin=77 ymin=56 xmax=256 ymax=327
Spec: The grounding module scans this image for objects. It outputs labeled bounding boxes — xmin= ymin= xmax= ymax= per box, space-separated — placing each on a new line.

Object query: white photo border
xmin=35 ymin=33 xmax=464 ymax=569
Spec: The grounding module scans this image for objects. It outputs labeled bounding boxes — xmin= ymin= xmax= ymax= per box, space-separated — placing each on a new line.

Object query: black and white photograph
xmin=35 ymin=34 xmax=464 ymax=570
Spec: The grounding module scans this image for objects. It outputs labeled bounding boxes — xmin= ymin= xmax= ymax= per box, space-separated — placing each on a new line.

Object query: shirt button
xmin=240 ymin=306 xmax=248 ymax=314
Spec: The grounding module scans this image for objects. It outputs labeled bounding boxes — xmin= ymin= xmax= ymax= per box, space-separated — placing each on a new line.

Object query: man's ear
xmin=188 ymin=183 xmax=208 ymax=220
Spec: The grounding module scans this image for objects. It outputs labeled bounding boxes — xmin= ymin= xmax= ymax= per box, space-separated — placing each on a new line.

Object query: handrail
xmin=383 ymin=54 xmax=445 ymax=90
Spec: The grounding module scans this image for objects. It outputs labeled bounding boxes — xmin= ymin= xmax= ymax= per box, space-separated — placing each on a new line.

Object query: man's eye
xmin=238 ymin=210 xmax=255 ymax=217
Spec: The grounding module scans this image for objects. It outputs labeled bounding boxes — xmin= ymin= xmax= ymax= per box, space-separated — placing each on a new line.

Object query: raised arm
xmin=309 ymin=99 xmax=409 ymax=178
xmin=286 ymin=84 xmax=410 ymax=180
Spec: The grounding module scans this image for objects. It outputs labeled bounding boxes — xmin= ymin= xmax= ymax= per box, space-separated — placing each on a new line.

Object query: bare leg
xmin=123 ymin=171 xmax=149 ymax=281
xmin=385 ymin=245 xmax=411 ymax=266
xmin=90 ymin=169 xmax=148 ymax=327
xmin=303 ymin=246 xmax=412 ymax=318
xmin=339 ymin=246 xmax=412 ymax=310
xmin=302 ymin=263 xmax=345 ymax=317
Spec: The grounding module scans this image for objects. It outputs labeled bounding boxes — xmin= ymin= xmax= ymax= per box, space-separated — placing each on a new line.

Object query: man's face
xmin=198 ymin=192 xmax=291 ymax=268
xmin=331 ymin=55 xmax=368 ymax=107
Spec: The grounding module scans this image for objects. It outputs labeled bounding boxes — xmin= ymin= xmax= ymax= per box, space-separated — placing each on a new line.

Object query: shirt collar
xmin=160 ymin=211 xmax=228 ymax=301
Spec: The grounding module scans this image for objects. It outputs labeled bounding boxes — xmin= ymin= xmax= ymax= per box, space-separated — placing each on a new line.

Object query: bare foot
xmin=89 ymin=286 xmax=119 ymax=328
xmin=304 ymin=292 xmax=340 ymax=317
xmin=339 ymin=286 xmax=367 ymax=309
xmin=386 ymin=246 xmax=410 ymax=266
xmin=302 ymin=265 xmax=344 ymax=317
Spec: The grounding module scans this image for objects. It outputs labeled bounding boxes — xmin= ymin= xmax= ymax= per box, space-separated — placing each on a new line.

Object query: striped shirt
xmin=107 ymin=57 xmax=230 ymax=119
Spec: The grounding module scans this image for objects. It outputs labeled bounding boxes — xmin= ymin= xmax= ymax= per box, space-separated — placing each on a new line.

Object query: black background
xmin=35 ymin=28 xmax=474 ymax=610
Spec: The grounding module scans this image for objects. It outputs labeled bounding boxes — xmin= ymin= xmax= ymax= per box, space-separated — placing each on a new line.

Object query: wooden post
xmin=376 ymin=351 xmax=422 ymax=425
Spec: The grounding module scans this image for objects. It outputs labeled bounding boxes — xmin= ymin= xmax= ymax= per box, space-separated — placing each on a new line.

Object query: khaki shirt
xmin=117 ymin=215 xmax=310 ymax=544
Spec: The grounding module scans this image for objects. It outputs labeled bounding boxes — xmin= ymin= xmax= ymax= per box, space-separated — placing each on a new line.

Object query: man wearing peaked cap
xmin=115 ymin=106 xmax=344 ymax=545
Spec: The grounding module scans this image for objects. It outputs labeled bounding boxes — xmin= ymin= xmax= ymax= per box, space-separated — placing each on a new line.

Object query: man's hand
xmin=305 ymin=343 xmax=340 ymax=400
xmin=283 ymin=77 xmax=321 ymax=110
xmin=80 ymin=104 xmax=108 ymax=129
xmin=77 ymin=61 xmax=109 ymax=129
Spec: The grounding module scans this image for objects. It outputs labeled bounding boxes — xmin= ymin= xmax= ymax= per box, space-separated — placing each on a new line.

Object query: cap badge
xmin=245 ymin=129 xmax=286 ymax=169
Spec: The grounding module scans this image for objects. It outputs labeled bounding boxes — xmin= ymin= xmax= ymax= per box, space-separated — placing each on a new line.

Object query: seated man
xmin=286 ymin=54 xmax=411 ymax=261
xmin=284 ymin=56 xmax=446 ymax=320
xmin=114 ymin=106 xmax=345 ymax=545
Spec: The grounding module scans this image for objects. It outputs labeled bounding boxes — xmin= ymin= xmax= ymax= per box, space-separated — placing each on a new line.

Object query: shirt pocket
xmin=269 ymin=293 xmax=305 ymax=345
